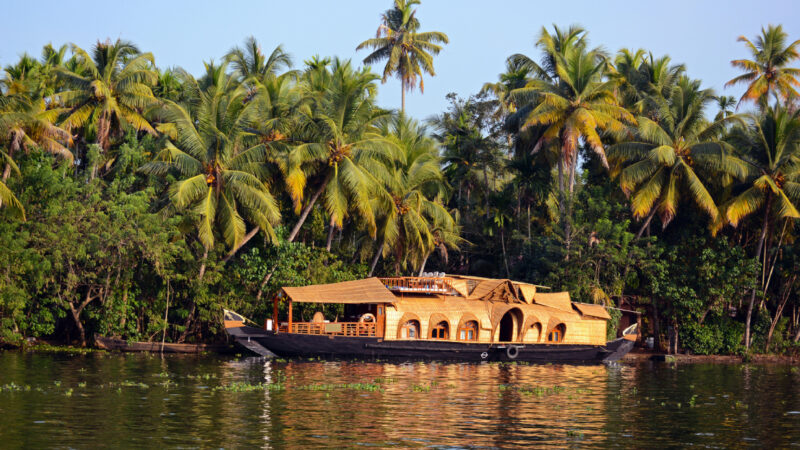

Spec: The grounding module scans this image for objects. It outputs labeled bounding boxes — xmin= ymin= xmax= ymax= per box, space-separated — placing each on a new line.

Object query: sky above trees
xmin=1 ymin=0 xmax=798 ymax=124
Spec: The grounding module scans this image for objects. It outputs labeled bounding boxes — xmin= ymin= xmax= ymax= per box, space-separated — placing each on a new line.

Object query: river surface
xmin=1 ymin=352 xmax=799 ymax=448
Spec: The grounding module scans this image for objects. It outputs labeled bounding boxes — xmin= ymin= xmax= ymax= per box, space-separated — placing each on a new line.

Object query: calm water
xmin=1 ymin=352 xmax=799 ymax=448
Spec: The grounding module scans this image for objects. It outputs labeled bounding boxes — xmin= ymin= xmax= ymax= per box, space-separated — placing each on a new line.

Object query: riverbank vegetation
xmin=1 ymin=1 xmax=799 ymax=355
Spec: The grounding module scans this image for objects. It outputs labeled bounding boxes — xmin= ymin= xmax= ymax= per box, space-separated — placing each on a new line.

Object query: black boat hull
xmin=227 ymin=326 xmax=634 ymax=363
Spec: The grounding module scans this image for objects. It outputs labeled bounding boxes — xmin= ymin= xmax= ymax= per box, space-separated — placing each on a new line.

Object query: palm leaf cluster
xmin=141 ymin=68 xmax=281 ymax=251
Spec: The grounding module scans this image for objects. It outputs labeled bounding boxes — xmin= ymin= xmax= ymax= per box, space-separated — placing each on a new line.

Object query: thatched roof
xmin=449 ymin=278 xmax=471 ymax=297
xmin=468 ymin=279 xmax=519 ymax=302
xmin=573 ymin=303 xmax=611 ymax=320
xmin=533 ymin=292 xmax=573 ymax=312
xmin=514 ymin=283 xmax=537 ymax=304
xmin=281 ymin=277 xmax=397 ymax=304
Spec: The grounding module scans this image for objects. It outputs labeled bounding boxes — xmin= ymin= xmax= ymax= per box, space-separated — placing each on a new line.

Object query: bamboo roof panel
xmin=533 ymin=292 xmax=573 ymax=312
xmin=449 ymin=279 xmax=470 ymax=297
xmin=281 ymin=277 xmax=397 ymax=304
xmin=467 ymin=279 xmax=506 ymax=299
xmin=515 ymin=284 xmax=537 ymax=304
xmin=573 ymin=303 xmax=611 ymax=320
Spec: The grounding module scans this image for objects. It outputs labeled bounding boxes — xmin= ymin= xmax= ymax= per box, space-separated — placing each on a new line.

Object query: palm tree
xmin=221 ymin=67 xmax=306 ymax=262
xmin=723 ymin=105 xmax=800 ymax=349
xmin=226 ymin=36 xmax=293 ymax=84
xmin=715 ymin=95 xmax=737 ymax=121
xmin=433 ymin=99 xmax=500 ymax=217
xmin=141 ymin=68 xmax=282 ymax=280
xmin=55 ymin=39 xmax=158 ymax=167
xmin=511 ymin=28 xmax=634 ymax=251
xmin=0 ymin=148 xmax=24 ymax=219
xmin=725 ymin=25 xmax=800 ymax=106
xmin=1 ymin=56 xmax=73 ymax=181
xmin=356 ymin=0 xmax=449 ymax=112
xmin=608 ymin=77 xmax=743 ymax=237
xmin=284 ymin=59 xmax=392 ymax=243
xmin=609 ymin=50 xmax=685 ymax=116
xmin=251 ymin=59 xmax=392 ymax=299
xmin=0 ymin=94 xmax=73 ymax=180
xmin=481 ymin=58 xmax=537 ymax=114
xmin=369 ymin=114 xmax=458 ymax=275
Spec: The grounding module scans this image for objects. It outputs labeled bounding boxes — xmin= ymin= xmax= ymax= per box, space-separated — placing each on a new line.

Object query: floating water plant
xmin=213 ymin=382 xmax=285 ymax=392
xmin=566 ymin=429 xmax=584 ymax=440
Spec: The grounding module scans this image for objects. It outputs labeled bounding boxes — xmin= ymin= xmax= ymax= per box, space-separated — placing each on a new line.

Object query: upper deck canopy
xmin=281 ymin=277 xmax=397 ymax=304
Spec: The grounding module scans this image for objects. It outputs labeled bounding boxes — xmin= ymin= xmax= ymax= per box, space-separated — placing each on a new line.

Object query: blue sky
xmin=1 ymin=0 xmax=798 ymax=120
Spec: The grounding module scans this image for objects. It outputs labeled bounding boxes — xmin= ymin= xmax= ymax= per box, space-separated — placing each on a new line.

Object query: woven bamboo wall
xmin=384 ymin=295 xmax=608 ymax=345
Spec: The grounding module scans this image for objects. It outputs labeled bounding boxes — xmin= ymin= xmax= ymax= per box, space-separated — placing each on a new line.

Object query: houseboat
xmin=223 ymin=275 xmax=638 ymax=363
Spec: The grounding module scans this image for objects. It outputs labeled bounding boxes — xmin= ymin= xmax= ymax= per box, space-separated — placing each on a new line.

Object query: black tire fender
xmin=506 ymin=345 xmax=519 ymax=359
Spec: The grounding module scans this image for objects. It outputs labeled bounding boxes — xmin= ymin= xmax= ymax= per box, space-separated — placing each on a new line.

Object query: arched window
xmin=399 ymin=320 xmax=420 ymax=339
xmin=458 ymin=320 xmax=479 ymax=341
xmin=527 ymin=322 xmax=542 ymax=342
xmin=547 ymin=324 xmax=565 ymax=343
xmin=430 ymin=321 xmax=449 ymax=339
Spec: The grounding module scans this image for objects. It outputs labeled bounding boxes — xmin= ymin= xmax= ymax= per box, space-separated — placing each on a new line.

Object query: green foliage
xmin=228 ymin=242 xmax=367 ymax=322
xmin=679 ymin=315 xmax=744 ymax=355
xmin=647 ymin=234 xmax=758 ymax=323
xmin=2 ymin=25 xmax=800 ymax=355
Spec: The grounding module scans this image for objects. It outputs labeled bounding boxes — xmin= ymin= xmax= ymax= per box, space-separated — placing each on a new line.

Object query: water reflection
xmin=0 ymin=353 xmax=799 ymax=447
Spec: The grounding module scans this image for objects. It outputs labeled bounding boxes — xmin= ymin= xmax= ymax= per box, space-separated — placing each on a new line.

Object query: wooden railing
xmin=380 ymin=277 xmax=457 ymax=294
xmin=282 ymin=322 xmax=377 ymax=337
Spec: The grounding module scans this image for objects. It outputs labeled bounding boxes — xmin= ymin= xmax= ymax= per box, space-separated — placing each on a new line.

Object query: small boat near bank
xmin=94 ymin=334 xmax=232 ymax=354
xmin=224 ymin=275 xmax=638 ymax=363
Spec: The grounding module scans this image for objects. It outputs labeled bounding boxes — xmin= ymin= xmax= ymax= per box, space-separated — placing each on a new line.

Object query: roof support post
xmin=288 ymin=300 xmax=293 ymax=333
xmin=273 ymin=296 xmax=279 ymax=334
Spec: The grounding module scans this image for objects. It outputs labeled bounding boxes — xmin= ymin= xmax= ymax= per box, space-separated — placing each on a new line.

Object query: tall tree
xmin=723 ymin=105 xmax=800 ymax=349
xmin=725 ymin=25 xmax=800 ymax=106
xmin=511 ymin=26 xmax=634 ymax=252
xmin=0 ymin=148 xmax=24 ymax=218
xmin=715 ymin=95 xmax=737 ymax=121
xmin=55 ymin=39 xmax=158 ymax=168
xmin=1 ymin=68 xmax=73 ymax=181
xmin=141 ymin=68 xmax=282 ymax=278
xmin=370 ymin=113 xmax=457 ymax=275
xmin=609 ymin=77 xmax=743 ymax=237
xmin=226 ymin=36 xmax=293 ymax=84
xmin=356 ymin=0 xmax=449 ymax=112
xmin=609 ymin=50 xmax=685 ymax=116
xmin=284 ymin=59 xmax=391 ymax=243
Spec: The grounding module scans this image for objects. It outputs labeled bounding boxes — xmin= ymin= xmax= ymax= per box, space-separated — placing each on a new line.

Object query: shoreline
xmin=621 ymin=349 xmax=800 ymax=365
xmin=3 ymin=342 xmax=800 ymax=364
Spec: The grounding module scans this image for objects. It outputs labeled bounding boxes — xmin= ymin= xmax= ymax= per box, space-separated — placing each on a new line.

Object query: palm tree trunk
xmin=254 ymin=174 xmax=333 ymax=301
xmin=222 ymin=226 xmax=260 ymax=264
xmin=368 ymin=237 xmax=386 ymax=277
xmin=766 ymin=275 xmax=795 ymax=352
xmin=326 ymin=215 xmax=336 ymax=252
xmin=556 ymin=156 xmax=566 ymax=227
xmin=652 ymin=298 xmax=662 ymax=351
xmin=564 ymin=151 xmax=578 ymax=259
xmin=635 ymin=208 xmax=658 ymax=240
xmin=500 ymin=228 xmax=510 ymax=278
xmin=401 ymin=82 xmax=405 ymax=113
xmin=527 ymin=203 xmax=531 ymax=242
xmin=483 ymin=166 xmax=490 ymax=219
xmin=197 ymin=247 xmax=209 ymax=281
xmin=1 ymin=164 xmax=10 ymax=182
xmin=287 ymin=172 xmax=332 ymax=242
xmin=179 ymin=247 xmax=208 ymax=343
xmin=418 ymin=251 xmax=431 ymax=277
xmin=745 ymin=193 xmax=772 ymax=350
